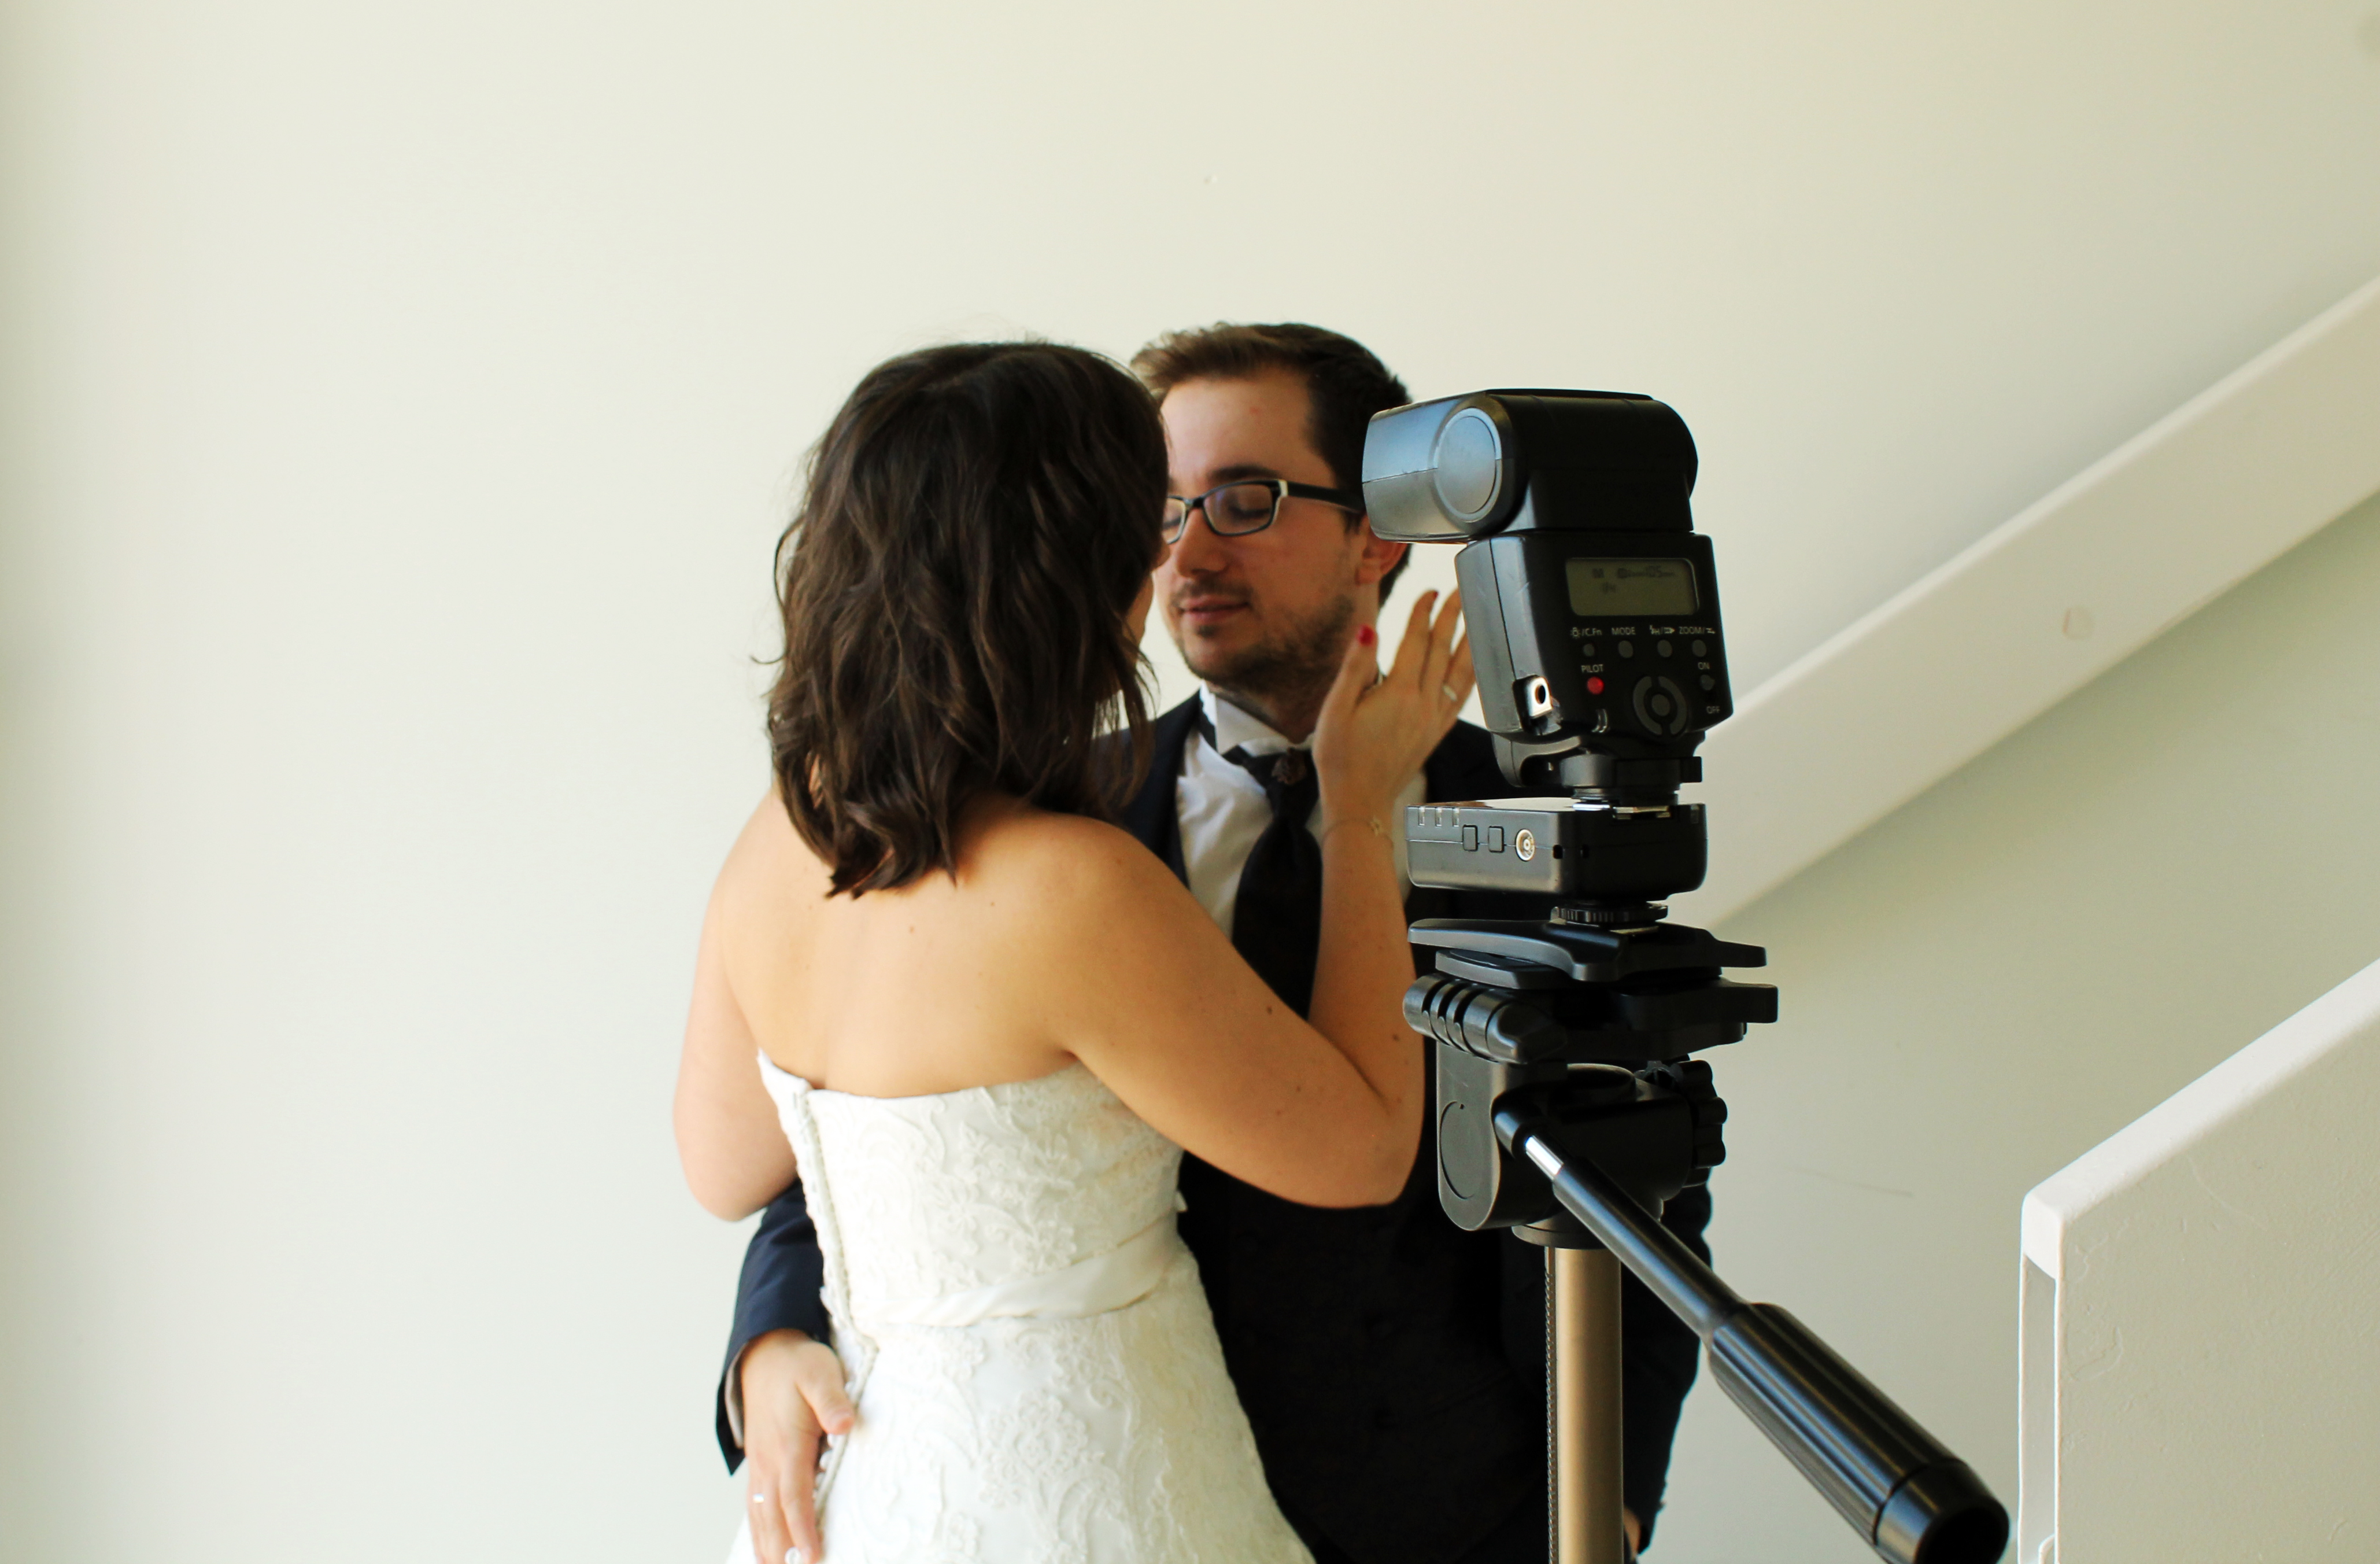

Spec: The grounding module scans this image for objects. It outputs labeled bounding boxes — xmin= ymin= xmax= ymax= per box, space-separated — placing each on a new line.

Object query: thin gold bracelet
xmin=1318 ymin=814 xmax=1389 ymax=844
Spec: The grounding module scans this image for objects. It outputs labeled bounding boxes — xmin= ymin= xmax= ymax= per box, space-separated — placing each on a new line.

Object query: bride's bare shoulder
xmin=972 ymin=807 xmax=1185 ymax=914
xmin=707 ymin=793 xmax=1183 ymax=934
xmin=711 ymin=790 xmax=827 ymax=908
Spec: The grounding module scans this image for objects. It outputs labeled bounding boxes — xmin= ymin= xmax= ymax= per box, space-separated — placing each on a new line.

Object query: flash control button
xmin=1632 ymin=676 xmax=1692 ymax=736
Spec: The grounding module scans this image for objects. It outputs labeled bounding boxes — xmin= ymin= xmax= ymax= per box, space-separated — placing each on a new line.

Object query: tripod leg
xmin=1553 ymin=1246 xmax=1627 ymax=1564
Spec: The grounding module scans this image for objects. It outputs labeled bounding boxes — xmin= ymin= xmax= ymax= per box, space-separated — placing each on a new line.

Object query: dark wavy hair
xmin=767 ymin=342 xmax=1167 ymax=897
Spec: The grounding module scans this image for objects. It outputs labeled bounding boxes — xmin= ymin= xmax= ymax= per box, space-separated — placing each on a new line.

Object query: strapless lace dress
xmin=725 ymin=1057 xmax=1311 ymax=1564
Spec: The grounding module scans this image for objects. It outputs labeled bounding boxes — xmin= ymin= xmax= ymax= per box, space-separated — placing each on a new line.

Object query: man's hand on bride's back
xmin=741 ymin=1329 xmax=853 ymax=1564
xmin=1311 ymin=589 xmax=1473 ymax=830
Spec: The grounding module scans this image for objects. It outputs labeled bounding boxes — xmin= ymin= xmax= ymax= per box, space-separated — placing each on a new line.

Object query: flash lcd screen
xmin=1565 ymin=558 xmax=1697 ymax=617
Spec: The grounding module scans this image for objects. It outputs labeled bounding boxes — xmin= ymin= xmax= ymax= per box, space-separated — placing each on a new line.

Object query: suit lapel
xmin=1118 ymin=696 xmax=1200 ymax=883
xmin=1422 ymin=720 xmax=1506 ymax=805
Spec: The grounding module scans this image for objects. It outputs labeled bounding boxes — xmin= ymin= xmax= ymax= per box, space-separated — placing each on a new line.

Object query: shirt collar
xmin=1200 ymin=686 xmax=1299 ymax=757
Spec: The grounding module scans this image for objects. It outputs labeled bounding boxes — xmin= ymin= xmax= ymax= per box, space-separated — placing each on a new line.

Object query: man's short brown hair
xmin=1131 ymin=322 xmax=1414 ymax=597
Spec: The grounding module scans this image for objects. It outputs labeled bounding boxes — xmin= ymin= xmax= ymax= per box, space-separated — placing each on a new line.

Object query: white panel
xmin=2017 ymin=1257 xmax=2057 ymax=1564
xmin=2017 ymin=958 xmax=2380 ymax=1563
xmin=1683 ymin=274 xmax=2380 ymax=925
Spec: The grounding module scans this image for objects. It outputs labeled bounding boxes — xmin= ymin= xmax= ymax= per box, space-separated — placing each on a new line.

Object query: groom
xmin=723 ymin=323 xmax=1714 ymax=1563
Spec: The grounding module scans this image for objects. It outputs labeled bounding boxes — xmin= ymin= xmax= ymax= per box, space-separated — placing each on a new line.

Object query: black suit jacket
xmin=719 ymin=700 xmax=1712 ymax=1561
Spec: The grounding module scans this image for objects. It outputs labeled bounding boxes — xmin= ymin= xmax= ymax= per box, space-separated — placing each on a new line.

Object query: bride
xmin=674 ymin=341 xmax=1470 ymax=1563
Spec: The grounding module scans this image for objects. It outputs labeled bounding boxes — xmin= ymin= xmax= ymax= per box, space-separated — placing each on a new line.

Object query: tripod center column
xmin=1553 ymin=1246 xmax=1627 ymax=1564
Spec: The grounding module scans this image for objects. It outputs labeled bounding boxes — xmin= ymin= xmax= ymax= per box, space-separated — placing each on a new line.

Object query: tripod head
xmin=1366 ymin=390 xmax=2008 ymax=1564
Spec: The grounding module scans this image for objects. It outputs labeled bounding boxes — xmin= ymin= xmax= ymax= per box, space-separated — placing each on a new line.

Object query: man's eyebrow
xmin=1203 ymin=463 xmax=1282 ymax=483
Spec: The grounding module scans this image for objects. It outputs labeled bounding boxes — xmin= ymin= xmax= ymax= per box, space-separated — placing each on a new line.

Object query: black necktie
xmin=1199 ymin=710 xmax=1323 ymax=1018
xmin=1180 ymin=707 xmax=1324 ymax=1344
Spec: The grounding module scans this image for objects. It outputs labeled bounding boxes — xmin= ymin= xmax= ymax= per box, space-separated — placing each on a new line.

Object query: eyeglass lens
xmin=1161 ymin=482 xmax=1280 ymax=541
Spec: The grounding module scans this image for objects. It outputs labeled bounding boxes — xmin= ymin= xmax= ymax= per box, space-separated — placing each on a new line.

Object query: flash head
xmin=1363 ymin=388 xmax=1728 ymax=804
xmin=1362 ymin=390 xmax=1698 ymax=542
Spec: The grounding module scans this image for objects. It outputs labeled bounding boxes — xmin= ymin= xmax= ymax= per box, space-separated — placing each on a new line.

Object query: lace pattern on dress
xmin=738 ymin=1056 xmax=1310 ymax=1564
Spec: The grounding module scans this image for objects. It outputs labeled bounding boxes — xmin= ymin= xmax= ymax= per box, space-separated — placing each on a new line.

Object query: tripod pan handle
xmin=1707 ymin=1304 xmax=2007 ymax=1564
xmin=1497 ymin=1109 xmax=2008 ymax=1564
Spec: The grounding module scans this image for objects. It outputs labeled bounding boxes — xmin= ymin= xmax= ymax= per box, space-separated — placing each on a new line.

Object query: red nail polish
xmin=1357 ymin=625 xmax=1376 ymax=647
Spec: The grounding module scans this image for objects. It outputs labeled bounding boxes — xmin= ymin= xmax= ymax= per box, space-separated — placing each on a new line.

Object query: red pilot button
xmin=1585 ymin=676 xmax=1606 ymax=695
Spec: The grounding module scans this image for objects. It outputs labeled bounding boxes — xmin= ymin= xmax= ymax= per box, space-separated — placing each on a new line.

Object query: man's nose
xmin=1166 ymin=507 xmax=1235 ymax=574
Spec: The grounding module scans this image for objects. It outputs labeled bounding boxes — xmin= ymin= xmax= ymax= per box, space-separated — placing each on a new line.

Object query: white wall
xmin=5 ymin=3 xmax=2379 ymax=1560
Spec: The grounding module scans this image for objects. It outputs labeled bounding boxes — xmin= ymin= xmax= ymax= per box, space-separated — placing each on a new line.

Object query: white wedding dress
xmin=726 ymin=1055 xmax=1311 ymax=1564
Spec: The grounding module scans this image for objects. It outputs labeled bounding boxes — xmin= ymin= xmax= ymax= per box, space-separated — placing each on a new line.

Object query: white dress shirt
xmin=1176 ymin=688 xmax=1428 ymax=933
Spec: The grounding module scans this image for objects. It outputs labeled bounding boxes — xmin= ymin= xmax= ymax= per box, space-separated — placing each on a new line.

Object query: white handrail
xmin=1680 ymin=271 xmax=2380 ymax=925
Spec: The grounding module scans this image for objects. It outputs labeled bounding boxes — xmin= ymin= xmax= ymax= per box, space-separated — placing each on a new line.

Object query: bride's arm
xmin=1307 ymin=591 xmax=1472 ymax=1138
xmin=675 ymin=869 xmax=798 ymax=1219
xmin=1052 ymin=594 xmax=1471 ymax=1207
xmin=1038 ymin=829 xmax=1409 ymax=1206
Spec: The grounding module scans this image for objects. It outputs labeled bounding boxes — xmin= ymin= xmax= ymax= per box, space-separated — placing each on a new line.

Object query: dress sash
xmin=858 ymin=1211 xmax=1178 ymax=1330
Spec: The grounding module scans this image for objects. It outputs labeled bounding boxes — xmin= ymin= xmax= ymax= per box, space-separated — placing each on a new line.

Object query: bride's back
xmin=713 ymin=791 xmax=1136 ymax=1098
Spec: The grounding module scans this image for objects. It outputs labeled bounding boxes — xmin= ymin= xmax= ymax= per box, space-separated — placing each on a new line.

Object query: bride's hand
xmin=742 ymin=1329 xmax=855 ymax=1563
xmin=1310 ymin=589 xmax=1473 ymax=831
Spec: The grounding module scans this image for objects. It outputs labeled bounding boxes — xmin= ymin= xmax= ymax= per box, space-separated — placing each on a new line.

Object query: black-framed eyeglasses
xmin=1161 ymin=478 xmax=1363 ymax=543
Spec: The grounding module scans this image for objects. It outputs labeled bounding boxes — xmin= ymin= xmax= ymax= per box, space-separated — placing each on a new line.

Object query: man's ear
xmin=1351 ymin=524 xmax=1407 ymax=588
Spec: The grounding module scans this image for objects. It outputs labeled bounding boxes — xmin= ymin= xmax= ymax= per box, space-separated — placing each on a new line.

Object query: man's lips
xmin=1173 ymin=596 xmax=1250 ymax=627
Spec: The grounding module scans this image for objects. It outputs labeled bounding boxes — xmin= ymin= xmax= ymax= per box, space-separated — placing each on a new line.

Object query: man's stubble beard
xmin=1181 ymin=591 xmax=1355 ymax=734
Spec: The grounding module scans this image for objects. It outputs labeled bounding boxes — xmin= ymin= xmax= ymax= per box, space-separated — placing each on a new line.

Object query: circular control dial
xmin=1632 ymin=675 xmax=1693 ymax=736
